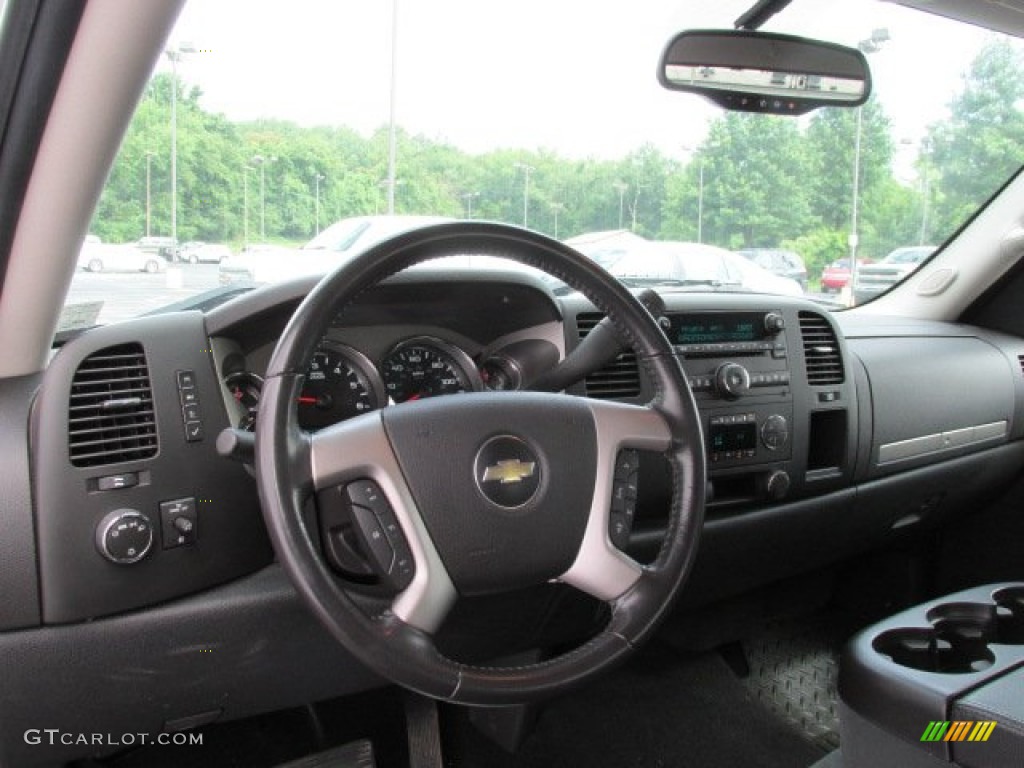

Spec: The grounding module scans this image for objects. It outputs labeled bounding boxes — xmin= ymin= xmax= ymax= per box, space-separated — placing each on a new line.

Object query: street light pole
xmin=251 ymin=155 xmax=275 ymax=240
xmin=514 ymin=163 xmax=534 ymax=228
xmin=169 ymin=53 xmax=178 ymax=247
xmin=849 ymin=29 xmax=889 ymax=302
xmin=165 ymin=44 xmax=194 ymax=251
xmin=550 ymin=202 xmax=565 ymax=238
xmin=461 ymin=192 xmax=479 ymax=219
xmin=314 ymin=173 xmax=325 ymax=235
xmin=145 ymin=151 xmax=154 ymax=237
xmin=697 ymin=162 xmax=705 ymax=243
xmin=386 ymin=0 xmax=400 ymax=215
xmin=613 ymin=181 xmax=627 ymax=229
xmin=242 ymin=165 xmax=252 ymax=248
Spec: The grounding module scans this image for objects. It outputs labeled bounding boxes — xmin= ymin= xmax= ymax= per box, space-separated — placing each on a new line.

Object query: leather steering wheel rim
xmin=255 ymin=221 xmax=706 ymax=705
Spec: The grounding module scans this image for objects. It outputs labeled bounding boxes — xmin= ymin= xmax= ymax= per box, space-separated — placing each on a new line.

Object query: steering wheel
xmin=256 ymin=221 xmax=706 ymax=706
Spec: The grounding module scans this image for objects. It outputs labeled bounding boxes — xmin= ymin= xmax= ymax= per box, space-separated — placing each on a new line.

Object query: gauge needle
xmin=406 ymin=393 xmax=422 ymax=402
xmin=297 ymin=396 xmax=318 ymax=405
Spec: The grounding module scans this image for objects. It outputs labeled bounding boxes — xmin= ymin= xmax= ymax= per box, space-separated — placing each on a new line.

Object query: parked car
xmin=852 ymin=245 xmax=936 ymax=304
xmin=598 ymin=240 xmax=803 ymax=295
xmin=176 ymin=240 xmax=205 ymax=262
xmin=219 ymin=216 xmax=451 ymax=285
xmin=185 ymin=243 xmax=230 ymax=264
xmin=76 ymin=238 xmax=166 ymax=273
xmin=738 ymin=248 xmax=808 ymax=290
xmin=135 ymin=235 xmax=178 ymax=261
xmin=563 ymin=229 xmax=651 ymax=269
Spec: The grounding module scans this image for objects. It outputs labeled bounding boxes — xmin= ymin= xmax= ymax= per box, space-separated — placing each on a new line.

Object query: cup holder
xmin=992 ymin=586 xmax=1024 ymax=643
xmin=873 ymin=626 xmax=995 ymax=674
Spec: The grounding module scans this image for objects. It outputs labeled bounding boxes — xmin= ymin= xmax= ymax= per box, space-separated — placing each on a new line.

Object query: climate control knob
xmin=715 ymin=362 xmax=750 ymax=399
xmin=95 ymin=509 xmax=154 ymax=565
xmin=764 ymin=312 xmax=786 ymax=334
xmin=761 ymin=414 xmax=790 ymax=451
xmin=765 ymin=469 xmax=791 ymax=500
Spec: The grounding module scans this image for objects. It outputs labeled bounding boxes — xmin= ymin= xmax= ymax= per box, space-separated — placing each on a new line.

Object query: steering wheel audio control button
xmin=609 ymin=450 xmax=640 ymax=550
xmin=345 ymin=479 xmax=417 ymax=591
xmin=350 ymin=504 xmax=395 ymax=574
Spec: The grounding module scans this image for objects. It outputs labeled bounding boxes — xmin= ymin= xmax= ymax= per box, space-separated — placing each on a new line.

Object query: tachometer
xmin=380 ymin=337 xmax=482 ymax=403
xmin=298 ymin=343 xmax=384 ymax=430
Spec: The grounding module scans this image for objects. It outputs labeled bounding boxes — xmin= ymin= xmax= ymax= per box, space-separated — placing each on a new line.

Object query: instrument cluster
xmin=224 ymin=334 xmax=534 ymax=432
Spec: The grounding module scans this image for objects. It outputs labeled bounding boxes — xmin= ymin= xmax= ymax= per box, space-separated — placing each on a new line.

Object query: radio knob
xmin=761 ymin=414 xmax=789 ymax=450
xmin=765 ymin=470 xmax=791 ymax=501
xmin=715 ymin=362 xmax=750 ymax=399
xmin=764 ymin=312 xmax=785 ymax=334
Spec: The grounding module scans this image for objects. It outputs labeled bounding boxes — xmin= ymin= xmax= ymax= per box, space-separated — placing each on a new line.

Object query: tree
xmin=924 ymin=40 xmax=1024 ymax=238
xmin=661 ymin=113 xmax=811 ymax=248
xmin=804 ymin=98 xmax=893 ymax=233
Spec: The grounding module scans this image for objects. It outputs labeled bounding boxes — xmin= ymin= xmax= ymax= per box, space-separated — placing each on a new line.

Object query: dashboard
xmin=3 ymin=263 xmax=1024 ymax=765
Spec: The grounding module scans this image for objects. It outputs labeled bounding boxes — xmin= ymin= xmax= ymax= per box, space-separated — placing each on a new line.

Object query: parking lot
xmin=64 ymin=263 xmax=225 ymax=327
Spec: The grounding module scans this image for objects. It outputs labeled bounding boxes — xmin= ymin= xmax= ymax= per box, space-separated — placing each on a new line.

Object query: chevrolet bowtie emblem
xmin=481 ymin=459 xmax=537 ymax=485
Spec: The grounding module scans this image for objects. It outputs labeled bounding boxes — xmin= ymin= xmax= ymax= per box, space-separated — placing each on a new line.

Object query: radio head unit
xmin=665 ymin=310 xmax=785 ymax=357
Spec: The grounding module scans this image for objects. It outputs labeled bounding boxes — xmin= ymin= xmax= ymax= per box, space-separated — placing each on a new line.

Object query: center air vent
xmin=68 ymin=343 xmax=158 ymax=467
xmin=1017 ymin=354 xmax=1024 ymax=378
xmin=799 ymin=311 xmax=845 ymax=386
xmin=576 ymin=313 xmax=641 ymax=399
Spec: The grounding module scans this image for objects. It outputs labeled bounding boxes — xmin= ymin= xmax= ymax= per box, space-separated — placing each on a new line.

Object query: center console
xmin=839 ymin=583 xmax=1024 ymax=768
xmin=661 ymin=307 xmax=801 ymax=506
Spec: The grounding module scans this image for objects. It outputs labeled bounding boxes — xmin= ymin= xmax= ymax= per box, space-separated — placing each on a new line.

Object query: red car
xmin=821 ymin=258 xmax=871 ymax=292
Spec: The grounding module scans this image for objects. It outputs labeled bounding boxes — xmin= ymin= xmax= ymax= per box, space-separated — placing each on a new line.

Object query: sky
xmin=162 ymin=0 xmax=1011 ymax=166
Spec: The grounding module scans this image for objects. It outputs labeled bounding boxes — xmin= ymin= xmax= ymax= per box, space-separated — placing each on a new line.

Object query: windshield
xmin=63 ymin=0 xmax=1024 ymax=328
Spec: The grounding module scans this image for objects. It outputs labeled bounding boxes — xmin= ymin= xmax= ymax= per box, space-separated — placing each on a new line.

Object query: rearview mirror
xmin=658 ymin=30 xmax=871 ymax=115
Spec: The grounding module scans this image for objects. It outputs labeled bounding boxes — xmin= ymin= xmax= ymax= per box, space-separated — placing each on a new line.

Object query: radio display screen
xmin=709 ymin=423 xmax=757 ymax=453
xmin=669 ymin=313 xmax=763 ymax=345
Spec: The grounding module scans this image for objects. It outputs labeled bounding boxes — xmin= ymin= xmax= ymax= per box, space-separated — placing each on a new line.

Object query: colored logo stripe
xmin=968 ymin=722 xmax=998 ymax=742
xmin=920 ymin=721 xmax=997 ymax=742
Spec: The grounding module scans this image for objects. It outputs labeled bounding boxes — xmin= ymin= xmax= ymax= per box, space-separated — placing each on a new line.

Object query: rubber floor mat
xmin=741 ymin=621 xmax=844 ymax=750
xmin=443 ymin=643 xmax=827 ymax=768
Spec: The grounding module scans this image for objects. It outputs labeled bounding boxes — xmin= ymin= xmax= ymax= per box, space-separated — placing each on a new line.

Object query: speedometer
xmin=298 ymin=343 xmax=384 ymax=430
xmin=380 ymin=337 xmax=482 ymax=403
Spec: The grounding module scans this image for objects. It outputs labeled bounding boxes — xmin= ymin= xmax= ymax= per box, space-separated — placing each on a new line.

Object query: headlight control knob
xmin=95 ymin=509 xmax=154 ymax=564
xmin=715 ymin=362 xmax=750 ymax=399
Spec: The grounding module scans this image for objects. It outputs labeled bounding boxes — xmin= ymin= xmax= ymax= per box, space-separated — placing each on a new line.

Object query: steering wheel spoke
xmin=310 ymin=412 xmax=457 ymax=633
xmin=559 ymin=400 xmax=673 ymax=601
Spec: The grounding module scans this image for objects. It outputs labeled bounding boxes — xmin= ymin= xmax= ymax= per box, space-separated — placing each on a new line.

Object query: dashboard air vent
xmin=68 ymin=343 xmax=158 ymax=467
xmin=799 ymin=311 xmax=845 ymax=386
xmin=1018 ymin=354 xmax=1024 ymax=378
xmin=577 ymin=312 xmax=641 ymax=399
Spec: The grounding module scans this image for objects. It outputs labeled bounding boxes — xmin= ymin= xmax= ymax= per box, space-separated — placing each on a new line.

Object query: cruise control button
xmin=347 ymin=480 xmax=387 ymax=512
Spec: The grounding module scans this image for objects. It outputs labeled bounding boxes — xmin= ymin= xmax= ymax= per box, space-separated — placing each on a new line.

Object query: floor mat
xmin=741 ymin=620 xmax=846 ymax=751
xmin=442 ymin=643 xmax=827 ymax=768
